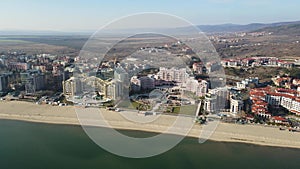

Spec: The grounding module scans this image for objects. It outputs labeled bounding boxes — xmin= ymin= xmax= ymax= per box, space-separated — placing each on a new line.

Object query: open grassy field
xmin=0 ymin=35 xmax=78 ymax=55
xmin=0 ymin=39 xmax=32 ymax=44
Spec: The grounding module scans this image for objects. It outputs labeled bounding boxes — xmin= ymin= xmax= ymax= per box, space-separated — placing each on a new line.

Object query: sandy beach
xmin=1 ymin=101 xmax=300 ymax=149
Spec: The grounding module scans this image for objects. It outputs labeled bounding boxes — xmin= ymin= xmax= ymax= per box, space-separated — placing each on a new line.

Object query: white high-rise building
xmin=139 ymin=76 xmax=155 ymax=90
xmin=63 ymin=77 xmax=82 ymax=98
xmin=157 ymin=67 xmax=189 ymax=83
xmin=185 ymin=77 xmax=208 ymax=97
xmin=107 ymin=80 xmax=124 ymax=100
xmin=0 ymin=74 xmax=8 ymax=92
xmin=209 ymin=87 xmax=229 ymax=110
xmin=25 ymin=73 xmax=45 ymax=94
xmin=204 ymin=94 xmax=217 ymax=113
xmin=111 ymin=66 xmax=129 ymax=99
xmin=230 ymin=96 xmax=244 ymax=114
xmin=114 ymin=67 xmax=129 ymax=84
xmin=130 ymin=76 xmax=141 ymax=92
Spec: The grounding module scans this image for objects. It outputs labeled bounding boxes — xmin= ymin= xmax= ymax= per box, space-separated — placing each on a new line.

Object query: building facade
xmin=0 ymin=74 xmax=9 ymax=92
xmin=157 ymin=67 xmax=189 ymax=83
xmin=130 ymin=76 xmax=141 ymax=92
xmin=204 ymin=94 xmax=217 ymax=113
xmin=24 ymin=72 xmax=45 ymax=94
xmin=139 ymin=76 xmax=155 ymax=90
xmin=185 ymin=77 xmax=208 ymax=97
xmin=62 ymin=77 xmax=82 ymax=98
xmin=230 ymin=96 xmax=244 ymax=114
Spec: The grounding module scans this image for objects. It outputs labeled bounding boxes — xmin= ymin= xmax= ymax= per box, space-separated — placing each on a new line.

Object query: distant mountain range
xmin=252 ymin=23 xmax=300 ymax=35
xmin=196 ymin=21 xmax=300 ymax=33
xmin=1 ymin=21 xmax=300 ymax=35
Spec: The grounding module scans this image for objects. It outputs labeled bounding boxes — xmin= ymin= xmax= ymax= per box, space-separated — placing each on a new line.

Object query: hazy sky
xmin=0 ymin=0 xmax=300 ymax=31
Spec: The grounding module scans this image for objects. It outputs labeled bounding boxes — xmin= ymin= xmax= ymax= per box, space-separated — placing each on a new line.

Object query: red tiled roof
xmin=242 ymin=58 xmax=255 ymax=61
xmin=273 ymin=116 xmax=286 ymax=121
xmin=250 ymin=93 xmax=265 ymax=97
xmin=252 ymin=101 xmax=268 ymax=106
xmin=268 ymin=92 xmax=296 ymax=99
xmin=276 ymin=88 xmax=297 ymax=94
xmin=291 ymin=110 xmax=300 ymax=114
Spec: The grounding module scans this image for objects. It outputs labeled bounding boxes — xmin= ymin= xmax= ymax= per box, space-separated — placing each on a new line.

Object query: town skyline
xmin=2 ymin=1 xmax=300 ymax=168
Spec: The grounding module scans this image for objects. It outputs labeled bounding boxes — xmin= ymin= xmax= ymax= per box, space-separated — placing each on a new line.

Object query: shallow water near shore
xmin=0 ymin=119 xmax=300 ymax=169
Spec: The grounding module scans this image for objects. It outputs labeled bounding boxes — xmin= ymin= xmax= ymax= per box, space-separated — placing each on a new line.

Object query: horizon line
xmin=0 ymin=19 xmax=299 ymax=33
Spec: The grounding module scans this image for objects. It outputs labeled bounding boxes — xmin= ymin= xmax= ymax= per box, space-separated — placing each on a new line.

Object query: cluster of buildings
xmin=129 ymin=67 xmax=208 ymax=97
xmin=157 ymin=67 xmax=189 ymax=83
xmin=60 ymin=56 xmax=211 ymax=105
xmin=0 ymin=53 xmax=73 ymax=96
xmin=203 ymin=87 xmax=228 ymax=113
xmin=183 ymin=60 xmax=219 ymax=75
xmin=272 ymin=76 xmax=300 ymax=90
xmin=250 ymin=87 xmax=271 ymax=118
xmin=203 ymin=87 xmax=244 ymax=115
xmin=192 ymin=62 xmax=203 ymax=74
xmin=250 ymin=86 xmax=300 ymax=122
xmin=63 ymin=66 xmax=129 ymax=102
xmin=130 ymin=76 xmax=155 ymax=92
xmin=2 ymin=47 xmax=300 ymax=128
xmin=185 ymin=78 xmax=208 ymax=97
xmin=20 ymin=70 xmax=45 ymax=94
xmin=236 ymin=77 xmax=259 ymax=90
xmin=201 ymin=78 xmax=300 ymax=125
xmin=205 ymin=61 xmax=221 ymax=73
xmin=221 ymin=57 xmax=294 ymax=68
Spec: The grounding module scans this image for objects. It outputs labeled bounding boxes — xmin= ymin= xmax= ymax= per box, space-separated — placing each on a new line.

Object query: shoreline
xmin=1 ymin=101 xmax=300 ymax=149
xmin=2 ymin=117 xmax=300 ymax=151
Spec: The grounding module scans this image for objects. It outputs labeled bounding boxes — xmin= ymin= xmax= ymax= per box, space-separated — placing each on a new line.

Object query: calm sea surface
xmin=0 ymin=119 xmax=300 ymax=169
